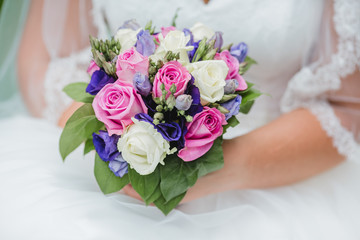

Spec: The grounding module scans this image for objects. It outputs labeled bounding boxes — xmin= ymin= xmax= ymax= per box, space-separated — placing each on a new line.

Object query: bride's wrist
xmin=222 ymin=135 xmax=252 ymax=191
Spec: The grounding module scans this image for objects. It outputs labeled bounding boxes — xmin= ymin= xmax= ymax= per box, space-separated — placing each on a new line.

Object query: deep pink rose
xmin=152 ymin=61 xmax=191 ymax=98
xmin=87 ymin=60 xmax=100 ymax=76
xmin=92 ymin=81 xmax=148 ymax=135
xmin=214 ymin=50 xmax=247 ymax=91
xmin=116 ymin=47 xmax=149 ymax=83
xmin=161 ymin=26 xmax=176 ymax=37
xmin=178 ymin=107 xmax=227 ymax=162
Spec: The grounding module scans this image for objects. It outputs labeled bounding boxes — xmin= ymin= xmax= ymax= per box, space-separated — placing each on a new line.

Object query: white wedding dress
xmin=1 ymin=0 xmax=360 ymax=239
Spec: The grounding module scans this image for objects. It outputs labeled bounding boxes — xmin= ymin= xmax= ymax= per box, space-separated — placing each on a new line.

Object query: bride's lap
xmin=1 ymin=115 xmax=360 ymax=239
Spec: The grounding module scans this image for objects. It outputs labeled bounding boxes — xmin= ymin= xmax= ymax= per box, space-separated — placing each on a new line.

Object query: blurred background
xmin=0 ymin=0 xmax=29 ymax=118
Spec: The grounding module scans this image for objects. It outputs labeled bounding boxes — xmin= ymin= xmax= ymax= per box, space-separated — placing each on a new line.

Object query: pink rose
xmin=161 ymin=26 xmax=176 ymax=37
xmin=87 ymin=60 xmax=100 ymax=76
xmin=92 ymin=81 xmax=148 ymax=135
xmin=152 ymin=61 xmax=191 ymax=98
xmin=116 ymin=47 xmax=149 ymax=83
xmin=214 ymin=50 xmax=247 ymax=91
xmin=178 ymin=107 xmax=227 ymax=162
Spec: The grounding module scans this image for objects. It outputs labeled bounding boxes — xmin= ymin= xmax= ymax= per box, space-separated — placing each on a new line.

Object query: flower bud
xmin=185 ymin=115 xmax=193 ymax=122
xmin=169 ymin=84 xmax=177 ymax=94
xmin=224 ymin=79 xmax=239 ymax=94
xmin=133 ymin=72 xmax=151 ymax=96
xmin=212 ymin=31 xmax=223 ymax=51
xmin=119 ymin=19 xmax=141 ymax=31
xmin=166 ymin=94 xmax=176 ymax=110
xmin=156 ymin=105 xmax=163 ymax=112
xmin=154 ymin=112 xmax=164 ymax=120
xmin=175 ymin=94 xmax=193 ymax=111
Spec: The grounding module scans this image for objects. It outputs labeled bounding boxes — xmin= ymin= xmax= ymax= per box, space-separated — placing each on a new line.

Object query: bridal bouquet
xmin=60 ymin=19 xmax=260 ymax=215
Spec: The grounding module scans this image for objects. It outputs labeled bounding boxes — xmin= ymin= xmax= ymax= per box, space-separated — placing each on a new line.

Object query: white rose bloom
xmin=114 ymin=28 xmax=141 ymax=52
xmin=150 ymin=30 xmax=193 ymax=64
xmin=117 ymin=119 xmax=174 ymax=175
xmin=190 ymin=22 xmax=215 ymax=42
xmin=187 ymin=60 xmax=228 ymax=103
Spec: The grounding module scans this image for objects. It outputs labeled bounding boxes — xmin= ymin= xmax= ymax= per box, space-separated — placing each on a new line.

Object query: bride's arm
xmin=123 ymin=107 xmax=346 ymax=202
xmin=17 ymin=0 xmax=95 ymax=120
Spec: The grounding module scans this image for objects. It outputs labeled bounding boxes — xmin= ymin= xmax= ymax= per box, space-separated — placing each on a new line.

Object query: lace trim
xmin=281 ymin=0 xmax=360 ymax=160
xmin=43 ymin=48 xmax=91 ymax=123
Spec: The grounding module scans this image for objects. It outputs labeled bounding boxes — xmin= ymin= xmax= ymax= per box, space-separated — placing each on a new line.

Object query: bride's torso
xmin=90 ymin=0 xmax=324 ymax=136
xmin=43 ymin=0 xmax=325 ymax=136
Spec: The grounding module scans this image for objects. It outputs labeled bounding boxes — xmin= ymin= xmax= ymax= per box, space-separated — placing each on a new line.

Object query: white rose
xmin=190 ymin=22 xmax=215 ymax=42
xmin=117 ymin=118 xmax=174 ymax=175
xmin=187 ymin=60 xmax=228 ymax=103
xmin=114 ymin=28 xmax=140 ymax=52
xmin=150 ymin=30 xmax=193 ymax=64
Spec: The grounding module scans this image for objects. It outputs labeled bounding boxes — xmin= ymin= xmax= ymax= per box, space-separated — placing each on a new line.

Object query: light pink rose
xmin=92 ymin=81 xmax=148 ymax=136
xmin=214 ymin=50 xmax=247 ymax=91
xmin=116 ymin=47 xmax=149 ymax=83
xmin=87 ymin=60 xmax=100 ymax=76
xmin=152 ymin=61 xmax=191 ymax=98
xmin=161 ymin=26 xmax=176 ymax=37
xmin=178 ymin=107 xmax=227 ymax=162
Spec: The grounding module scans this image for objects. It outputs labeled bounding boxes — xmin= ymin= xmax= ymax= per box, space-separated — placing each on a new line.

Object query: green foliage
xmin=84 ymin=138 xmax=95 ymax=155
xmin=59 ymin=104 xmax=103 ymax=161
xmin=128 ymin=167 xmax=161 ymax=204
xmin=171 ymin=8 xmax=181 ymax=27
xmin=153 ymin=192 xmax=186 ymax=216
xmin=237 ymin=82 xmax=262 ymax=115
xmin=63 ymin=82 xmax=94 ymax=103
xmin=123 ymin=138 xmax=223 ymax=215
xmin=239 ymin=56 xmax=257 ymax=75
xmin=94 ymin=154 xmax=129 ymax=194
xmin=223 ymin=115 xmax=240 ymax=134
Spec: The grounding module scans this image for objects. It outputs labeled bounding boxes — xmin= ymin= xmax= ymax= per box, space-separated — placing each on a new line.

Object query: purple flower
xmin=119 ymin=19 xmax=140 ymax=30
xmin=220 ymin=95 xmax=242 ymax=120
xmin=135 ymin=113 xmax=182 ymax=142
xmin=187 ymin=40 xmax=200 ymax=62
xmin=136 ymin=30 xmax=155 ymax=56
xmin=133 ymin=72 xmax=151 ymax=96
xmin=185 ymin=77 xmax=203 ymax=116
xmin=86 ymin=70 xmax=116 ymax=95
xmin=175 ymin=94 xmax=193 ymax=111
xmin=212 ymin=31 xmax=223 ymax=51
xmin=183 ymin=28 xmax=194 ymax=46
xmin=230 ymin=42 xmax=248 ymax=63
xmin=92 ymin=130 xmax=120 ymax=162
xmin=109 ymin=155 xmax=128 ymax=177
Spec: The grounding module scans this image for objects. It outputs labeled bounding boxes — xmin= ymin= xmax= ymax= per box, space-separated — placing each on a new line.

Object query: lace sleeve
xmin=281 ymin=0 xmax=360 ymax=161
xmin=43 ymin=48 xmax=91 ymax=123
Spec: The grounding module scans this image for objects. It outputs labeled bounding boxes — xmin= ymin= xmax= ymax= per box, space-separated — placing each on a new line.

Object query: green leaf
xmin=171 ymin=8 xmax=180 ymax=27
xmin=94 ymin=154 xmax=129 ymax=194
xmin=153 ymin=192 xmax=186 ymax=215
xmin=195 ymin=137 xmax=224 ymax=177
xmin=59 ymin=104 xmax=103 ymax=161
xmin=128 ymin=167 xmax=161 ymax=202
xmin=160 ymin=137 xmax=224 ymax=202
xmin=160 ymin=155 xmax=199 ymax=202
xmin=239 ymin=100 xmax=254 ymax=114
xmin=84 ymin=138 xmax=95 ymax=155
xmin=236 ymin=81 xmax=255 ymax=94
xmin=223 ymin=116 xmax=240 ymax=133
xmin=144 ymin=184 xmax=162 ymax=205
xmin=241 ymin=89 xmax=262 ymax=104
xmin=63 ymin=82 xmax=94 ymax=103
xmin=239 ymin=55 xmax=257 ymax=75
